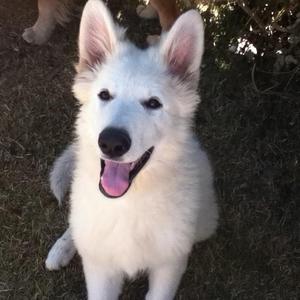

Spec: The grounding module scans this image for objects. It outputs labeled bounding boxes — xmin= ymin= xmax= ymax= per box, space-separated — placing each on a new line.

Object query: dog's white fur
xmin=46 ymin=1 xmax=218 ymax=299
xmin=49 ymin=143 xmax=76 ymax=204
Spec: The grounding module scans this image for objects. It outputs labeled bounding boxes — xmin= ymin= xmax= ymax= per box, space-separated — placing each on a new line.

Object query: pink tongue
xmin=101 ymin=160 xmax=131 ymax=197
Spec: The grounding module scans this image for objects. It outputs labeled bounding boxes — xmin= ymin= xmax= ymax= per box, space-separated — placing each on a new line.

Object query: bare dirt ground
xmin=0 ymin=0 xmax=299 ymax=299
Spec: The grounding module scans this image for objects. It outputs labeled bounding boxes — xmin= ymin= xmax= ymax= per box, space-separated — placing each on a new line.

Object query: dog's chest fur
xmin=69 ymin=144 xmax=201 ymax=276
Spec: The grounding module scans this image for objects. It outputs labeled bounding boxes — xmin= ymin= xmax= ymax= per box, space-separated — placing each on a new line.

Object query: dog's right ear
xmin=77 ymin=0 xmax=117 ymax=72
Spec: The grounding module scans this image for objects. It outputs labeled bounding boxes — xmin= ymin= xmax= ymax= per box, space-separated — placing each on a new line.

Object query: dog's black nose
xmin=98 ymin=128 xmax=131 ymax=158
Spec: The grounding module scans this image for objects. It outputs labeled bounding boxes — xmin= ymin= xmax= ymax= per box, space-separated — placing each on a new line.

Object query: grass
xmin=0 ymin=0 xmax=299 ymax=299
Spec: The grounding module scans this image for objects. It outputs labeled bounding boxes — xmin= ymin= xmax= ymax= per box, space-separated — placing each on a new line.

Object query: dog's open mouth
xmin=99 ymin=147 xmax=154 ymax=198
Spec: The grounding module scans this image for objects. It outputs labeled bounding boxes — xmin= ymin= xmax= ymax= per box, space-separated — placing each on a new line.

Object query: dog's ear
xmin=160 ymin=10 xmax=204 ymax=79
xmin=77 ymin=0 xmax=117 ymax=72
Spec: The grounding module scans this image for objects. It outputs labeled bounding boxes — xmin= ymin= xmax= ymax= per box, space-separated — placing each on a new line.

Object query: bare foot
xmin=22 ymin=23 xmax=55 ymax=45
xmin=23 ymin=0 xmax=71 ymax=45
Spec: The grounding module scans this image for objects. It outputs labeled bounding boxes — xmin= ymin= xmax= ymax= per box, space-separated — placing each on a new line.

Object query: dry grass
xmin=0 ymin=0 xmax=299 ymax=299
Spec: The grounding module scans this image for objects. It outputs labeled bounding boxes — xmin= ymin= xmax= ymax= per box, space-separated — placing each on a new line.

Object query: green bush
xmin=190 ymin=0 xmax=300 ymax=70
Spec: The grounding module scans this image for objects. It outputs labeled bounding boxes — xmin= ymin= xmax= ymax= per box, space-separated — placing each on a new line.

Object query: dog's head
xmin=73 ymin=0 xmax=204 ymax=198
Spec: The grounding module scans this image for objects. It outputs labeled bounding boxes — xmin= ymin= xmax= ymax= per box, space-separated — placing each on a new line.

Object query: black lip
xmin=99 ymin=147 xmax=154 ymax=198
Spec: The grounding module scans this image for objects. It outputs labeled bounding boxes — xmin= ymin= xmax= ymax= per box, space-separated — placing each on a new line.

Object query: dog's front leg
xmin=45 ymin=227 xmax=76 ymax=270
xmin=83 ymin=260 xmax=123 ymax=300
xmin=146 ymin=257 xmax=188 ymax=300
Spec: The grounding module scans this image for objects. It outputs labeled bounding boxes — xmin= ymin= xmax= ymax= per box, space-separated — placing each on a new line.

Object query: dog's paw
xmin=22 ymin=27 xmax=49 ymax=45
xmin=45 ymin=233 xmax=76 ymax=271
xmin=136 ymin=4 xmax=158 ymax=19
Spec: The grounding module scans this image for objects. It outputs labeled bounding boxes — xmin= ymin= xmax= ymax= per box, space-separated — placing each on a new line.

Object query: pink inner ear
xmin=167 ymin=31 xmax=196 ymax=75
xmin=82 ymin=18 xmax=111 ymax=66
xmin=79 ymin=2 xmax=116 ymax=70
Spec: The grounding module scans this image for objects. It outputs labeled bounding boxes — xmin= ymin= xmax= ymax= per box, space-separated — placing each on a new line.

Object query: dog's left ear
xmin=77 ymin=0 xmax=117 ymax=72
xmin=160 ymin=10 xmax=204 ymax=79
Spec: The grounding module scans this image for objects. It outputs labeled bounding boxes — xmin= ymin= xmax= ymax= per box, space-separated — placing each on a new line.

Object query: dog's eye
xmin=143 ymin=97 xmax=162 ymax=110
xmin=98 ymin=89 xmax=112 ymax=101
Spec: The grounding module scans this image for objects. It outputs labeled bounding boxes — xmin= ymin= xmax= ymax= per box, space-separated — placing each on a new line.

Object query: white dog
xmin=45 ymin=1 xmax=218 ymax=299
